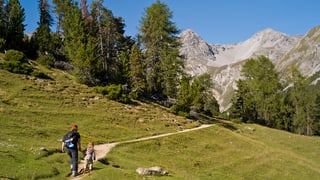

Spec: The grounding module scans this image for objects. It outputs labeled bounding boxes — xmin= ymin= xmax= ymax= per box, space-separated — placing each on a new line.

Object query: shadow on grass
xmin=98 ymin=158 xmax=109 ymax=165
xmin=199 ymin=114 xmax=239 ymax=131
xmin=35 ymin=148 xmax=61 ymax=160
xmin=218 ymin=122 xmax=238 ymax=131
xmin=98 ymin=158 xmax=121 ymax=169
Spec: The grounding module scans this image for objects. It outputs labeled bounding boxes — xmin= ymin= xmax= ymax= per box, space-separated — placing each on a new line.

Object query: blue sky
xmin=20 ymin=0 xmax=320 ymax=44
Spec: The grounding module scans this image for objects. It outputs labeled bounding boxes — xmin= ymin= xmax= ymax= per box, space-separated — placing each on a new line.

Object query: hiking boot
xmin=71 ymin=171 xmax=78 ymax=177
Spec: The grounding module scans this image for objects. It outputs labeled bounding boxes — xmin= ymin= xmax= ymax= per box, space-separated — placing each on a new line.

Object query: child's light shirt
xmin=85 ymin=149 xmax=95 ymax=160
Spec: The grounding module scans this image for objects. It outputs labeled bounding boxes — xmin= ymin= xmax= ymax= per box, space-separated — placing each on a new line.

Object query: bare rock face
xmin=136 ymin=166 xmax=168 ymax=176
xmin=179 ymin=29 xmax=216 ymax=76
xmin=179 ymin=26 xmax=320 ymax=111
xmin=276 ymin=26 xmax=320 ymax=77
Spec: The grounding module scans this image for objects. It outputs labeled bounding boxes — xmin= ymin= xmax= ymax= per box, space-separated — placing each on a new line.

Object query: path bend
xmin=74 ymin=124 xmax=213 ymax=179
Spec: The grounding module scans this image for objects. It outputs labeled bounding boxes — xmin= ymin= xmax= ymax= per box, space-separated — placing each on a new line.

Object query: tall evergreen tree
xmin=174 ymin=75 xmax=193 ymax=113
xmin=62 ymin=1 xmax=98 ymax=85
xmin=90 ymin=0 xmax=132 ymax=84
xmin=129 ymin=44 xmax=146 ymax=99
xmin=285 ymin=67 xmax=316 ymax=135
xmin=4 ymin=0 xmax=25 ymax=51
xmin=231 ymin=56 xmax=282 ymax=126
xmin=139 ymin=0 xmax=183 ymax=98
xmin=314 ymin=93 xmax=320 ymax=135
xmin=52 ymin=0 xmax=71 ymax=33
xmin=60 ymin=0 xmax=132 ymax=85
xmin=230 ymin=79 xmax=257 ymax=122
xmin=191 ymin=73 xmax=219 ymax=116
xmin=191 ymin=73 xmax=214 ymax=110
xmin=33 ymin=0 xmax=53 ymax=55
xmin=175 ymin=73 xmax=219 ymax=116
xmin=0 ymin=0 xmax=5 ymax=50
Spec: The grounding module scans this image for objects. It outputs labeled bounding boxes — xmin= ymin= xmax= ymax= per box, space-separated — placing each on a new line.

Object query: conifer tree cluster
xmin=230 ymin=56 xmax=320 ymax=135
xmin=0 ymin=0 xmax=25 ymax=51
xmin=0 ymin=0 xmax=219 ymax=119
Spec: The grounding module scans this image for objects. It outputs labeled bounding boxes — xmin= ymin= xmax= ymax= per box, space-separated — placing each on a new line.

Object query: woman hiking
xmin=62 ymin=124 xmax=81 ymax=177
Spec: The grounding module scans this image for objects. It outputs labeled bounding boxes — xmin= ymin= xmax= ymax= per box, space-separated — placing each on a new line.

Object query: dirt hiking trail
xmin=73 ymin=124 xmax=213 ymax=179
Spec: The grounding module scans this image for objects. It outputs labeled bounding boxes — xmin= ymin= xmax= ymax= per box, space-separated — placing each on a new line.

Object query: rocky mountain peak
xmin=253 ymin=28 xmax=286 ymax=39
xmin=179 ymin=29 xmax=202 ymax=42
xmin=179 ymin=29 xmax=216 ymax=75
xmin=249 ymin=28 xmax=296 ymax=50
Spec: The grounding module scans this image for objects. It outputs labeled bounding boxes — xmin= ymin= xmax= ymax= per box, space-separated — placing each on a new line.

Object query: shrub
xmin=178 ymin=111 xmax=190 ymax=118
xmin=95 ymin=84 xmax=122 ymax=100
xmin=94 ymin=86 xmax=109 ymax=96
xmin=95 ymin=84 xmax=131 ymax=103
xmin=171 ymin=104 xmax=190 ymax=114
xmin=119 ymin=94 xmax=131 ymax=104
xmin=1 ymin=50 xmax=50 ymax=79
xmin=4 ymin=49 xmax=27 ymax=63
xmin=0 ymin=50 xmax=34 ymax=75
xmin=171 ymin=104 xmax=191 ymax=118
xmin=37 ymin=54 xmax=55 ymax=68
xmin=0 ymin=61 xmax=33 ymax=74
xmin=105 ymin=84 xmax=122 ymax=100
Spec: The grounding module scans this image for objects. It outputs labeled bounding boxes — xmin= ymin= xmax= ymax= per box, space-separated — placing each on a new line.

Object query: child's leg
xmin=89 ymin=163 xmax=93 ymax=171
xmin=87 ymin=158 xmax=93 ymax=171
xmin=89 ymin=159 xmax=93 ymax=172
xmin=83 ymin=159 xmax=88 ymax=173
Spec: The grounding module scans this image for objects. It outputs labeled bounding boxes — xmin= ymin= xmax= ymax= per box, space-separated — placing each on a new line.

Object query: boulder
xmin=136 ymin=166 xmax=168 ymax=176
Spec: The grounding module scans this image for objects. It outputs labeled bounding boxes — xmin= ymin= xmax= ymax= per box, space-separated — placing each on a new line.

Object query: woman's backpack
xmin=64 ymin=131 xmax=76 ymax=148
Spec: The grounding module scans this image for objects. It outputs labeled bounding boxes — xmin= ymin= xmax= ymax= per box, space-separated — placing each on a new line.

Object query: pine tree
xmin=174 ymin=75 xmax=193 ymax=113
xmin=232 ymin=56 xmax=282 ymax=126
xmin=191 ymin=73 xmax=213 ymax=110
xmin=175 ymin=73 xmax=218 ymax=116
xmin=90 ymin=1 xmax=132 ymax=84
xmin=4 ymin=0 xmax=25 ymax=51
xmin=129 ymin=44 xmax=146 ymax=99
xmin=139 ymin=0 xmax=183 ymax=98
xmin=60 ymin=0 xmax=132 ymax=85
xmin=285 ymin=67 xmax=316 ymax=135
xmin=33 ymin=0 xmax=53 ymax=56
xmin=314 ymin=93 xmax=320 ymax=135
xmin=230 ymin=79 xmax=257 ymax=122
xmin=52 ymin=0 xmax=71 ymax=33
xmin=191 ymin=73 xmax=219 ymax=116
xmin=90 ymin=1 xmax=115 ymax=83
xmin=0 ymin=0 xmax=5 ymax=50
xmin=62 ymin=1 xmax=98 ymax=85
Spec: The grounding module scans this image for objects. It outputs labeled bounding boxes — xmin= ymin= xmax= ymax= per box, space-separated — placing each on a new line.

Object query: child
xmin=83 ymin=142 xmax=96 ymax=174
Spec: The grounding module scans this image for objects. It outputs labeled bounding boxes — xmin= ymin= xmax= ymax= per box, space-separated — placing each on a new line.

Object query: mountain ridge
xmin=179 ymin=26 xmax=320 ymax=111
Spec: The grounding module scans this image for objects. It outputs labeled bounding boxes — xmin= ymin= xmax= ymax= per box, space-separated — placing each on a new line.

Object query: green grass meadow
xmin=1 ymin=66 xmax=320 ymax=179
xmin=97 ymin=123 xmax=320 ymax=180
xmin=0 ymin=68 xmax=198 ymax=179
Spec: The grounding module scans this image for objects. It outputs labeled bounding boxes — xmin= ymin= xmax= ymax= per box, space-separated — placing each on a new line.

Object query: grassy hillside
xmin=0 ymin=66 xmax=199 ymax=179
xmin=97 ymin=123 xmax=320 ymax=180
xmin=1 ymin=64 xmax=320 ymax=179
